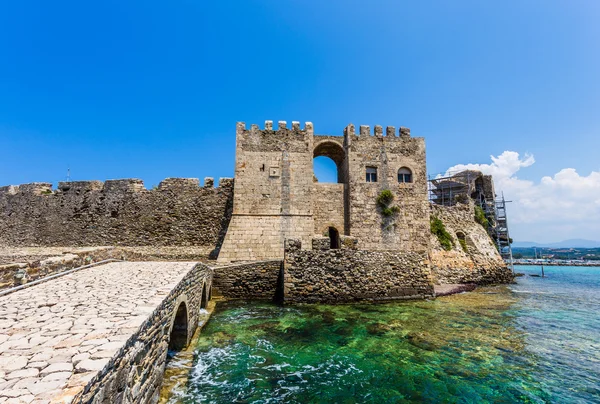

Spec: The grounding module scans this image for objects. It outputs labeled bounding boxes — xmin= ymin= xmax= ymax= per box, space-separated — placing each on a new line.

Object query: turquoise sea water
xmin=163 ymin=266 xmax=600 ymax=403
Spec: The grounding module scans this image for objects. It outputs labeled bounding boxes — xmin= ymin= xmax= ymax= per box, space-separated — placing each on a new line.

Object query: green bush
xmin=376 ymin=190 xmax=400 ymax=218
xmin=381 ymin=205 xmax=401 ymax=217
xmin=431 ymin=216 xmax=454 ymax=251
xmin=474 ymin=206 xmax=489 ymax=228
xmin=376 ymin=189 xmax=394 ymax=206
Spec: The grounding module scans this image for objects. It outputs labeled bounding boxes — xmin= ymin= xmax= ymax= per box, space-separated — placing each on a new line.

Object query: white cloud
xmin=445 ymin=152 xmax=600 ymax=243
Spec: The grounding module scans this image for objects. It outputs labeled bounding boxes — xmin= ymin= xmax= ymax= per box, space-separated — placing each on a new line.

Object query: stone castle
xmin=218 ymin=121 xmax=429 ymax=262
xmin=0 ymin=120 xmax=513 ymax=301
xmin=0 ymin=120 xmax=514 ymax=403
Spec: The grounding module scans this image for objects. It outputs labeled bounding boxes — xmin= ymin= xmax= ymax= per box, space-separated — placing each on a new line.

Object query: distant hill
xmin=513 ymin=239 xmax=600 ymax=248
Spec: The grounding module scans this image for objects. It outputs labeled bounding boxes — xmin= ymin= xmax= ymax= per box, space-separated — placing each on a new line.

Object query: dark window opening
xmin=398 ymin=167 xmax=413 ymax=183
xmin=329 ymin=227 xmax=340 ymax=249
xmin=366 ymin=167 xmax=378 ymax=183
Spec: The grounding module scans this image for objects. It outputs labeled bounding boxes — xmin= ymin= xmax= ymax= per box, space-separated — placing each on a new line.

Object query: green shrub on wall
xmin=474 ymin=206 xmax=489 ymax=228
xmin=431 ymin=216 xmax=454 ymax=251
xmin=376 ymin=190 xmax=400 ymax=218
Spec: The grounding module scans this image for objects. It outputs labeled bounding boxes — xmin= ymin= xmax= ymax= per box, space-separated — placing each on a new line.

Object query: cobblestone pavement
xmin=0 ymin=261 xmax=197 ymax=403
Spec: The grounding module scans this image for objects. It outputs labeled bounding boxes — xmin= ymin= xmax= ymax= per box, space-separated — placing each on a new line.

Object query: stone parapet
xmin=211 ymin=260 xmax=282 ymax=300
xmin=283 ymin=239 xmax=434 ymax=303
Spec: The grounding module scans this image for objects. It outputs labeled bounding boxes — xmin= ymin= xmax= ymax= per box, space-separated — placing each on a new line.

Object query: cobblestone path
xmin=0 ymin=261 xmax=197 ymax=403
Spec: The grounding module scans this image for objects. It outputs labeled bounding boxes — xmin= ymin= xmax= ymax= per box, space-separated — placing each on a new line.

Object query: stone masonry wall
xmin=74 ymin=263 xmax=212 ymax=404
xmin=0 ymin=177 xmax=233 ymax=251
xmin=218 ymin=121 xmax=315 ymax=262
xmin=344 ymin=124 xmax=430 ymax=252
xmin=312 ymin=183 xmax=345 ymax=236
xmin=430 ymin=203 xmax=513 ymax=284
xmin=211 ymin=260 xmax=282 ymax=300
xmin=283 ymin=239 xmax=434 ymax=303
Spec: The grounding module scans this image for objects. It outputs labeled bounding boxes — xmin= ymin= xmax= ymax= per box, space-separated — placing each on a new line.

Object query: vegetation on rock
xmin=431 ymin=216 xmax=454 ymax=251
xmin=474 ymin=206 xmax=489 ymax=228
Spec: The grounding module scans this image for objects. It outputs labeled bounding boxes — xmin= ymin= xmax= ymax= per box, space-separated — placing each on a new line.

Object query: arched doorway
xmin=168 ymin=302 xmax=188 ymax=352
xmin=313 ymin=141 xmax=346 ymax=183
xmin=329 ymin=227 xmax=340 ymax=249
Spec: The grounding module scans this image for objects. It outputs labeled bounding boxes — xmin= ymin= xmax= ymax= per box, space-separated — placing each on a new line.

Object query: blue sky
xmin=1 ymin=1 xmax=599 ymax=242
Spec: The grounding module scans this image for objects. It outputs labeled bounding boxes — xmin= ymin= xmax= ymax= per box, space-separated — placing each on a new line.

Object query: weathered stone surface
xmin=0 ymin=178 xmax=233 ymax=250
xmin=283 ymin=239 xmax=434 ymax=303
xmin=344 ymin=125 xmax=430 ymax=252
xmin=75 ymin=359 xmax=108 ymax=373
xmin=40 ymin=363 xmax=72 ymax=376
xmin=430 ymin=203 xmax=513 ymax=285
xmin=212 ymin=260 xmax=281 ymax=300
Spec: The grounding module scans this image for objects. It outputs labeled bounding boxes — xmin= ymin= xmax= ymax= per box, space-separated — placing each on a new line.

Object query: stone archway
xmin=168 ymin=301 xmax=188 ymax=352
xmin=313 ymin=141 xmax=346 ymax=183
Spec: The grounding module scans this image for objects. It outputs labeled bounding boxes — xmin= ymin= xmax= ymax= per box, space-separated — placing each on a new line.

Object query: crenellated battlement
xmin=343 ymin=123 xmax=413 ymax=140
xmin=0 ymin=176 xmax=235 ymax=247
xmin=0 ymin=177 xmax=235 ymax=198
xmin=236 ymin=120 xmax=314 ymax=133
xmin=236 ymin=120 xmax=314 ymax=153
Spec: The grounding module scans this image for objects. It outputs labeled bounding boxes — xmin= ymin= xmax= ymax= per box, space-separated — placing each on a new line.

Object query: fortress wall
xmin=312 ymin=183 xmax=345 ymax=236
xmin=0 ymin=177 xmax=233 ymax=250
xmin=283 ymin=238 xmax=434 ymax=304
xmin=344 ymin=125 xmax=430 ymax=252
xmin=217 ymin=215 xmax=313 ymax=261
xmin=430 ymin=203 xmax=513 ymax=284
xmin=211 ymin=260 xmax=282 ymax=300
xmin=217 ymin=121 xmax=315 ymax=262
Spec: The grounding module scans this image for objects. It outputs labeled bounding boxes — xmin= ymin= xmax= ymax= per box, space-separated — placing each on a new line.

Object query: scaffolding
xmin=428 ymin=170 xmax=514 ymax=272
xmin=494 ymin=194 xmax=514 ymax=270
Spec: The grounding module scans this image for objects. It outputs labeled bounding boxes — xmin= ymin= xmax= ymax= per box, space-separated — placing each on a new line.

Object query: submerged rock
xmin=405 ymin=332 xmax=440 ymax=351
xmin=366 ymin=323 xmax=392 ymax=336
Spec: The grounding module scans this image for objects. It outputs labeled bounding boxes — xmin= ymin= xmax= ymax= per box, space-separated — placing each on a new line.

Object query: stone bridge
xmin=0 ymin=261 xmax=213 ymax=404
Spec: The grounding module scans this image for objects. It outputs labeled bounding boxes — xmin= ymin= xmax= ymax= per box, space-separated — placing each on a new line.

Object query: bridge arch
xmin=168 ymin=296 xmax=189 ymax=353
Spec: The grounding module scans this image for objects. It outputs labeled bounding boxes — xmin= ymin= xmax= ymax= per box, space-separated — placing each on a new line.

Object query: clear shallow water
xmin=163 ymin=266 xmax=600 ymax=403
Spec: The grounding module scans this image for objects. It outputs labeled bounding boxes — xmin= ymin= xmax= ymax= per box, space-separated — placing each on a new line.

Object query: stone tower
xmin=217 ymin=121 xmax=315 ymax=262
xmin=217 ymin=121 xmax=430 ymax=262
